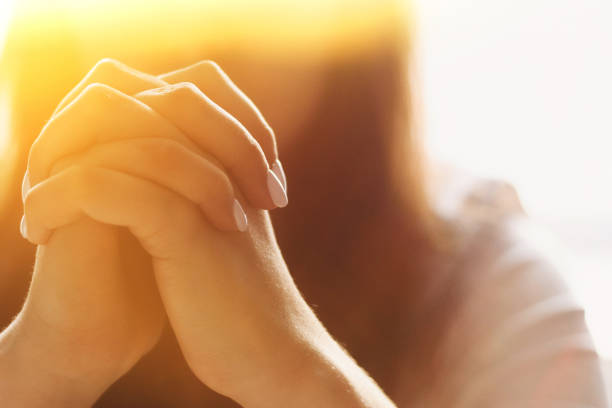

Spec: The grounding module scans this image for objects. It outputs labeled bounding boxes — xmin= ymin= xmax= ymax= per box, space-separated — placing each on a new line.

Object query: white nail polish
xmin=22 ymin=171 xmax=30 ymax=202
xmin=271 ymin=160 xmax=287 ymax=191
xmin=20 ymin=216 xmax=27 ymax=239
xmin=233 ymin=199 xmax=248 ymax=232
xmin=267 ymin=170 xmax=288 ymax=208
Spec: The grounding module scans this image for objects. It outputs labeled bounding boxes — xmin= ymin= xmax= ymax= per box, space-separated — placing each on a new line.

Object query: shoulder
xmin=426 ymin=165 xmax=608 ymax=407
xmin=431 ymin=163 xmax=571 ymax=293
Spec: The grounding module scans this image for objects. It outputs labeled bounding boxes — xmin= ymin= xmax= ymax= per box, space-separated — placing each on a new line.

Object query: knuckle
xmin=81 ymin=82 xmax=115 ymax=101
xmin=79 ymin=82 xmax=118 ymax=111
xmin=188 ymin=60 xmax=227 ymax=85
xmin=171 ymin=81 xmax=201 ymax=96
xmin=164 ymin=82 xmax=201 ymax=106
xmin=136 ymin=81 xmax=202 ymax=112
xmin=90 ymin=58 xmax=124 ymax=80
xmin=196 ymin=59 xmax=223 ymax=75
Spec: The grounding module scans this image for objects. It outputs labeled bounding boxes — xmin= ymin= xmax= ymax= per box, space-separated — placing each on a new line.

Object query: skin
xmin=0 ymin=59 xmax=395 ymax=407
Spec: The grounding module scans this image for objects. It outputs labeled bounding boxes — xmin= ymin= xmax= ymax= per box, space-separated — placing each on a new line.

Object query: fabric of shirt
xmin=402 ymin=172 xmax=610 ymax=407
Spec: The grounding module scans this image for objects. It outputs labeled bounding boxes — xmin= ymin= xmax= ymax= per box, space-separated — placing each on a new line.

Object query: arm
xmin=0 ymin=253 xmax=126 ymax=408
xmin=16 ymin=59 xmax=396 ymax=407
xmin=429 ymin=219 xmax=608 ymax=407
xmin=0 ymin=319 xmax=97 ymax=407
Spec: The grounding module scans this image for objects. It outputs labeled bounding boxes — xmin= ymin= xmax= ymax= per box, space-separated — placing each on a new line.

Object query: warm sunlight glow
xmin=9 ymin=0 xmax=407 ymax=62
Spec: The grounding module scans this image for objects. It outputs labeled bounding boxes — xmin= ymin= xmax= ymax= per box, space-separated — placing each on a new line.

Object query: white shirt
xmin=397 ymin=172 xmax=609 ymax=407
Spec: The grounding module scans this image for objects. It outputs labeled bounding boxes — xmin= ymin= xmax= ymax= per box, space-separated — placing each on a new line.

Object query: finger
xmin=24 ymin=59 xmax=169 ymax=201
xmin=53 ymin=58 xmax=166 ymax=117
xmin=159 ymin=60 xmax=286 ymax=189
xmin=22 ymin=166 xmax=244 ymax=259
xmin=50 ymin=138 xmax=247 ymax=232
xmin=27 ymin=83 xmax=201 ymax=190
xmin=135 ymin=83 xmax=287 ymax=209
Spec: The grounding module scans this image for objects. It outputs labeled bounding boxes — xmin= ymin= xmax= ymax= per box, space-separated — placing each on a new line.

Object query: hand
xmin=21 ymin=59 xmax=293 ymax=400
xmin=0 ymin=61 xmax=171 ymax=406
xmin=3 ymin=58 xmax=287 ymax=405
xmin=12 ymin=59 xmax=290 ymax=403
xmin=18 ymin=59 xmax=393 ymax=407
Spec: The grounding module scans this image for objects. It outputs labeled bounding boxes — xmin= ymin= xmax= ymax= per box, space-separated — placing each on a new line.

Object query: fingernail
xmin=271 ymin=160 xmax=287 ymax=191
xmin=267 ymin=170 xmax=288 ymax=208
xmin=22 ymin=171 xmax=30 ymax=202
xmin=20 ymin=215 xmax=27 ymax=239
xmin=233 ymin=199 xmax=248 ymax=232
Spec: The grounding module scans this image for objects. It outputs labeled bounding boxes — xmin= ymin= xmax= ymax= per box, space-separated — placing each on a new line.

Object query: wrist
xmin=0 ymin=313 xmax=116 ymax=407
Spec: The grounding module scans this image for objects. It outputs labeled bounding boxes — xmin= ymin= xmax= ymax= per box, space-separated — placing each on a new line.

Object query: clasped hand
xmin=1 ymin=59 xmax=394 ymax=408
xmin=12 ymin=59 xmax=305 ymax=405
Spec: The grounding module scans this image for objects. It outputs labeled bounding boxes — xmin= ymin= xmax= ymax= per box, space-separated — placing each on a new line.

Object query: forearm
xmin=0 ymin=315 xmax=110 ymax=407
xmin=287 ymin=338 xmax=397 ymax=408
xmin=230 ymin=317 xmax=396 ymax=408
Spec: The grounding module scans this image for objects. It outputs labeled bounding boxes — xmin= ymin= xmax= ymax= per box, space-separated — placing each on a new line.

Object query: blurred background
xmin=413 ymin=0 xmax=612 ymax=394
xmin=412 ymin=0 xmax=612 ymax=361
xmin=0 ymin=0 xmax=610 ymax=395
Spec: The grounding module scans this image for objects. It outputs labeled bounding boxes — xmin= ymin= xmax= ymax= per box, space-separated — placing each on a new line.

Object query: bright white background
xmin=413 ymin=0 xmax=612 ymax=357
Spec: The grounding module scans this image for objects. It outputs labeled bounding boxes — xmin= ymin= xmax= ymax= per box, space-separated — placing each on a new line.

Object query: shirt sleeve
xmin=434 ymin=216 xmax=609 ymax=407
